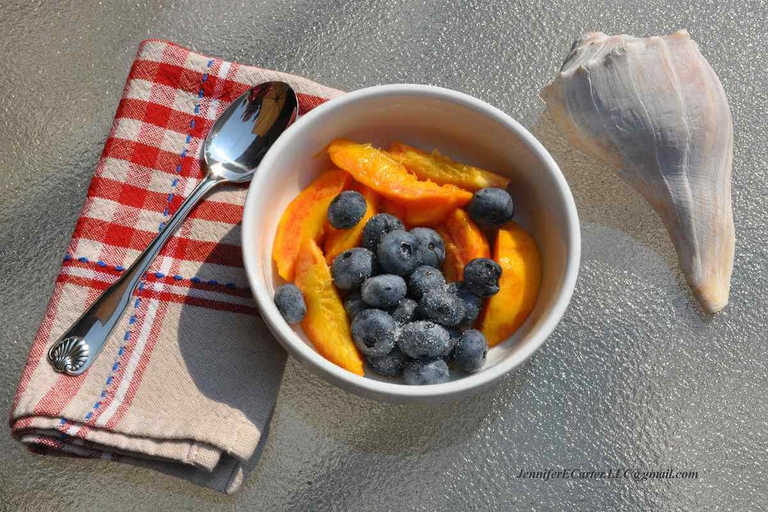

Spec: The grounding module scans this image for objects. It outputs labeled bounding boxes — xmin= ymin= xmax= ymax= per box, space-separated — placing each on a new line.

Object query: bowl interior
xmin=244 ymin=86 xmax=578 ymax=399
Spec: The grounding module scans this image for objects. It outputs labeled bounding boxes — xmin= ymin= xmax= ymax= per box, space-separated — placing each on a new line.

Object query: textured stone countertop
xmin=1 ymin=1 xmax=766 ymax=510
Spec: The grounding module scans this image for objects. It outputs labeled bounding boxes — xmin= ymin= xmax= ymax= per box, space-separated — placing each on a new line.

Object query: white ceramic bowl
xmin=242 ymin=84 xmax=580 ymax=404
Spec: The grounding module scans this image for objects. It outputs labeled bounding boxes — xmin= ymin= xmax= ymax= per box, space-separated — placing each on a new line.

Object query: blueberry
xmin=331 ymin=248 xmax=377 ymax=290
xmin=351 ymin=309 xmax=398 ymax=356
xmin=343 ymin=290 xmax=369 ymax=320
xmin=466 ymin=187 xmax=514 ymax=226
xmin=274 ymin=284 xmax=306 ymax=324
xmin=445 ymin=282 xmax=459 ymax=295
xmin=398 ymin=320 xmax=454 ymax=359
xmin=377 ymin=230 xmax=423 ymax=276
xmin=407 ymin=265 xmax=446 ymax=300
xmin=463 ymin=258 xmax=502 ymax=298
xmin=327 ymin=190 xmax=367 ymax=229
xmin=442 ymin=326 xmax=464 ymax=359
xmin=453 ymin=329 xmax=488 ymax=373
xmin=389 ymin=297 xmax=419 ymax=324
xmin=446 ymin=326 xmax=463 ymax=340
xmin=454 ymin=283 xmax=484 ymax=325
xmin=416 ymin=290 xmax=466 ymax=326
xmin=410 ymin=227 xmax=445 ymax=268
xmin=361 ymin=274 xmax=407 ymax=308
xmin=403 ymin=358 xmax=450 ymax=385
xmin=367 ymin=347 xmax=408 ymax=377
xmin=362 ymin=213 xmax=404 ymax=252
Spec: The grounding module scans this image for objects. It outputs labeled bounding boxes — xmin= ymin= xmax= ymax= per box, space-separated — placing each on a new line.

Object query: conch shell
xmin=542 ymin=30 xmax=735 ymax=313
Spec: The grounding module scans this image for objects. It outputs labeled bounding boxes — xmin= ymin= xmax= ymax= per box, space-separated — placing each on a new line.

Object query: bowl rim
xmin=242 ymin=83 xmax=580 ymax=402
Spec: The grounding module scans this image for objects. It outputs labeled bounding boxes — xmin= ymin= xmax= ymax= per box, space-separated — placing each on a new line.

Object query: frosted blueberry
xmin=351 ymin=309 xmax=398 ymax=357
xmin=398 ymin=320 xmax=454 ymax=359
xmin=416 ymin=290 xmax=467 ymax=326
xmin=454 ymin=282 xmax=484 ymax=325
xmin=410 ymin=227 xmax=445 ymax=267
xmin=389 ymin=297 xmax=419 ymax=324
xmin=343 ymin=290 xmax=369 ymax=320
xmin=328 ymin=190 xmax=367 ymax=229
xmin=331 ymin=248 xmax=377 ymax=290
xmin=377 ymin=230 xmax=423 ymax=276
xmin=453 ymin=329 xmax=488 ymax=373
xmin=361 ymin=274 xmax=407 ymax=308
xmin=463 ymin=258 xmax=502 ymax=298
xmin=466 ymin=187 xmax=514 ymax=226
xmin=367 ymin=347 xmax=408 ymax=377
xmin=403 ymin=358 xmax=450 ymax=385
xmin=362 ymin=213 xmax=404 ymax=252
xmin=274 ymin=284 xmax=306 ymax=324
xmin=408 ymin=265 xmax=446 ymax=300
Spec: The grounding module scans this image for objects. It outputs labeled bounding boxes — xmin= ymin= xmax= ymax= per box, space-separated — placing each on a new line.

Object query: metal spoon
xmin=47 ymin=82 xmax=298 ymax=375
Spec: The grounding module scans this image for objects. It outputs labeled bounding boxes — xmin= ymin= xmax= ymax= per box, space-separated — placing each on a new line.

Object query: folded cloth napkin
xmin=9 ymin=39 xmax=343 ymax=493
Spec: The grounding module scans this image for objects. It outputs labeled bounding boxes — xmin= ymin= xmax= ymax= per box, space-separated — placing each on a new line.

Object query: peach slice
xmin=294 ymin=238 xmax=364 ymax=376
xmin=435 ymin=225 xmax=462 ymax=282
xmin=273 ymin=170 xmax=350 ymax=281
xmin=388 ymin=142 xmax=510 ymax=191
xmin=480 ymin=221 xmax=542 ymax=347
xmin=437 ymin=209 xmax=491 ymax=281
xmin=324 ymin=182 xmax=379 ymax=264
xmin=380 ymin=198 xmax=458 ymax=227
xmin=327 ymin=138 xmax=472 ymax=225
xmin=378 ymin=197 xmax=412 ymax=228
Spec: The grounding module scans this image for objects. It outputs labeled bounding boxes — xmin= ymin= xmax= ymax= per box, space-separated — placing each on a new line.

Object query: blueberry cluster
xmin=275 ymin=186 xmax=514 ymax=385
xmin=330 ymin=211 xmax=501 ymax=385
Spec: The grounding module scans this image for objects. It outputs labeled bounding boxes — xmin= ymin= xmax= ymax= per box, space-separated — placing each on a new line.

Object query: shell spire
xmin=542 ymin=30 xmax=735 ymax=313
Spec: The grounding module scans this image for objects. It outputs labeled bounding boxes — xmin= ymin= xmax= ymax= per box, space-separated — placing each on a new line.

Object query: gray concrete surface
xmin=2 ymin=1 xmax=767 ymax=510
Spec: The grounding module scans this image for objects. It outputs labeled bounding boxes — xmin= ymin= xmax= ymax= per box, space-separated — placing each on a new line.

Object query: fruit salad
xmin=271 ymin=139 xmax=542 ymax=384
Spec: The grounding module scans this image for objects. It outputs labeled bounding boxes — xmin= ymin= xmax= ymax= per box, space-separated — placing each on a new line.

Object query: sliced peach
xmin=438 ymin=209 xmax=491 ymax=281
xmin=435 ymin=225 xmax=462 ymax=282
xmin=389 ymin=142 xmax=510 ymax=191
xmin=327 ymin=138 xmax=472 ymax=225
xmin=380 ymin=199 xmax=457 ymax=227
xmin=378 ymin=197 xmax=411 ymax=228
xmin=294 ymin=238 xmax=364 ymax=376
xmin=324 ymin=182 xmax=379 ymax=264
xmin=480 ymin=221 xmax=542 ymax=347
xmin=273 ymin=170 xmax=350 ymax=281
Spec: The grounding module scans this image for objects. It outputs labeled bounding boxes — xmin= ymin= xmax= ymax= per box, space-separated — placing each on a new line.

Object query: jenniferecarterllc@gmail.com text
xmin=517 ymin=468 xmax=699 ymax=482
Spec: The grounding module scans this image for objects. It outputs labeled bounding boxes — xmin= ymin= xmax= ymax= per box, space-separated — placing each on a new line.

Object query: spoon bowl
xmin=205 ymin=82 xmax=298 ymax=182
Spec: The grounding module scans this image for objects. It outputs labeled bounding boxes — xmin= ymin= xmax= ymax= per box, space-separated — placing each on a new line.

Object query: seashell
xmin=542 ymin=30 xmax=734 ymax=313
xmin=48 ymin=337 xmax=90 ymax=374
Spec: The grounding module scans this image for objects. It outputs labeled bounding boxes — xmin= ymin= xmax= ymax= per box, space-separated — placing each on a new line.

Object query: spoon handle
xmin=47 ymin=174 xmax=222 ymax=376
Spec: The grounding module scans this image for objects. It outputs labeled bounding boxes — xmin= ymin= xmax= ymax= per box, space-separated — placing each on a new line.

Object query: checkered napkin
xmin=9 ymin=40 xmax=343 ymax=493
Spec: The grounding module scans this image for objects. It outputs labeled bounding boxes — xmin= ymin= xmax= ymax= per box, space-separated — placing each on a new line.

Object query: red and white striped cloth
xmin=9 ymin=40 xmax=343 ymax=493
